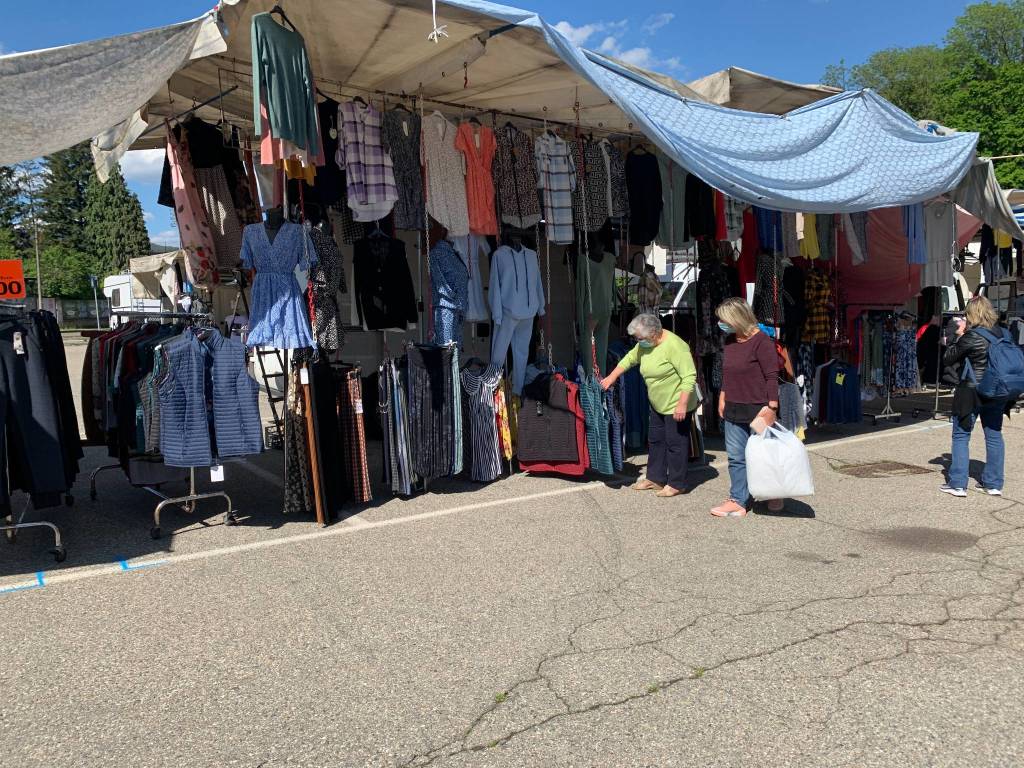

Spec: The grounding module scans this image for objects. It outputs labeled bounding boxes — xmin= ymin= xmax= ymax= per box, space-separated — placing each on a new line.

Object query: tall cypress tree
xmin=0 ymin=165 xmax=22 ymax=231
xmin=39 ymin=142 xmax=93 ymax=254
xmin=84 ymin=165 xmax=151 ymax=274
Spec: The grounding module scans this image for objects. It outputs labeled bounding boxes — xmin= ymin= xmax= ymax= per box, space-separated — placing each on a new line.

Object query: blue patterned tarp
xmin=449 ymin=0 xmax=979 ymax=214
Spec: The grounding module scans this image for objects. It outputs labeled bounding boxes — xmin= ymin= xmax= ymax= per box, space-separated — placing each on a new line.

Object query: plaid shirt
xmin=535 ymin=132 xmax=577 ymax=244
xmin=335 ymin=101 xmax=398 ymax=222
xmin=803 ymin=268 xmax=832 ymax=344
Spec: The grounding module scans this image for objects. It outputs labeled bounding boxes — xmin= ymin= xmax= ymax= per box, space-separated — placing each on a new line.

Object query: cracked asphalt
xmin=1 ymin=414 xmax=1023 ymax=767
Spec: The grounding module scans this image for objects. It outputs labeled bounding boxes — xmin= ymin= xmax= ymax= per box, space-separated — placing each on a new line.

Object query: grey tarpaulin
xmin=0 ymin=12 xmax=227 ymax=177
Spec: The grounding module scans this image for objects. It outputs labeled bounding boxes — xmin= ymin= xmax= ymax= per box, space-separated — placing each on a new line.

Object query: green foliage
xmin=23 ymin=245 xmax=92 ymax=298
xmin=84 ymin=165 xmax=151 ymax=273
xmin=822 ymin=1 xmax=1024 ymax=187
xmin=945 ymin=1 xmax=1024 ymax=68
xmin=0 ymin=228 xmax=18 ymax=261
xmin=0 ymin=165 xmax=22 ymax=231
xmin=940 ymin=61 xmax=1024 ymax=187
xmin=39 ymin=142 xmax=93 ymax=254
xmin=847 ymin=46 xmax=951 ymax=120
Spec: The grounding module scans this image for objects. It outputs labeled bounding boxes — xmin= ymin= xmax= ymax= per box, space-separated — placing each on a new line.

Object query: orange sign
xmin=0 ymin=260 xmax=26 ymax=300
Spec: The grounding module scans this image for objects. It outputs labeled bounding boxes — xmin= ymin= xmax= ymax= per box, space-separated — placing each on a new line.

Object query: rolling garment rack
xmin=89 ymin=310 xmax=235 ymax=539
xmin=869 ymin=312 xmax=902 ymax=426
xmin=1 ymin=302 xmax=69 ymax=562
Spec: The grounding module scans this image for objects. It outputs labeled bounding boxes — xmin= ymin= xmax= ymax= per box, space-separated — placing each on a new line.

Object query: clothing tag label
xmin=474 ymin=132 xmax=481 ymax=149
xmin=12 ymin=332 xmax=23 ymax=355
xmin=299 ymin=367 xmax=310 ymax=385
xmin=294 ymin=265 xmax=309 ymax=289
xmin=329 ymin=127 xmax=338 ymax=140
xmin=835 ymin=373 xmax=846 ymax=385
xmin=402 ymin=120 xmax=410 ymax=137
xmin=210 ymin=464 xmax=225 ymax=482
xmin=354 ymin=399 xmax=364 ymax=415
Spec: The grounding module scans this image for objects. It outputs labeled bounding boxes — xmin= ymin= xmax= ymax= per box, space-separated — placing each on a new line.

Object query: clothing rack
xmin=212 ymin=59 xmax=645 ymax=139
xmin=2 ymin=497 xmax=67 ymax=563
xmin=89 ymin=310 xmax=235 ymax=539
xmin=866 ymin=311 xmax=902 ymax=426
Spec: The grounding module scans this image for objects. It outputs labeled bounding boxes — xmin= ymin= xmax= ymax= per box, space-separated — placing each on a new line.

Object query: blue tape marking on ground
xmin=35 ymin=571 xmax=45 ymax=586
xmin=0 ymin=581 xmax=43 ymax=594
xmin=121 ymin=559 xmax=168 ymax=572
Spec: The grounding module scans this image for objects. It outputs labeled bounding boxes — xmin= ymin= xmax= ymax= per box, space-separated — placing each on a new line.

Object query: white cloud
xmin=642 ymin=13 xmax=674 ymax=35
xmin=143 ymin=210 xmax=155 ymax=222
xmin=565 ymin=15 xmax=682 ymax=73
xmin=120 ymin=149 xmax=165 ymax=185
xmin=149 ymin=228 xmax=180 ymax=246
xmin=553 ymin=18 xmax=627 ymax=47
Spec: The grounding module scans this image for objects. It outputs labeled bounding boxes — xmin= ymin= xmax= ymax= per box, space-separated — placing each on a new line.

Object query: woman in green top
xmin=601 ymin=313 xmax=698 ymax=497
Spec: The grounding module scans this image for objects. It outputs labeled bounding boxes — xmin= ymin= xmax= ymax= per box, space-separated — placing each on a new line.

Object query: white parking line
xmin=0 ymin=482 xmax=606 ymax=594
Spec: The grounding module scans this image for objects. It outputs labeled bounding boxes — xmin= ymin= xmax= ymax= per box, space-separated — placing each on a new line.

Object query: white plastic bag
xmin=744 ymin=424 xmax=815 ymax=499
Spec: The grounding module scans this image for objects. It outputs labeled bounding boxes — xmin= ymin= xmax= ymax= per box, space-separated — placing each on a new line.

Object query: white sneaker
xmin=939 ymin=484 xmax=967 ymax=498
xmin=974 ymin=484 xmax=1003 ymax=497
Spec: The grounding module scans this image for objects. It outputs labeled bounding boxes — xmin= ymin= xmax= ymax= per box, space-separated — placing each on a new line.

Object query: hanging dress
xmin=241 ymin=222 xmax=317 ymax=349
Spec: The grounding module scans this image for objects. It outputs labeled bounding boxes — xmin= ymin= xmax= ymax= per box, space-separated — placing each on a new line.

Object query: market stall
xmin=3 ymin=0 xmax=1024 ymax=548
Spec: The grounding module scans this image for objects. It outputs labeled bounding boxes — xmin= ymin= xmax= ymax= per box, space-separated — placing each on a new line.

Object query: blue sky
xmin=1 ymin=0 xmax=974 ymax=246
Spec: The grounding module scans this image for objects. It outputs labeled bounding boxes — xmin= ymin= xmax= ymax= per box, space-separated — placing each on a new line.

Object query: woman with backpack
xmin=941 ymin=295 xmax=1024 ymax=497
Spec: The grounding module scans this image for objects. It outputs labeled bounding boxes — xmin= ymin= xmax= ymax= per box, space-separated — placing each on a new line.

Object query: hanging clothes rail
xmin=89 ymin=310 xmax=235 ymax=539
xmin=211 ymin=59 xmax=643 ymax=139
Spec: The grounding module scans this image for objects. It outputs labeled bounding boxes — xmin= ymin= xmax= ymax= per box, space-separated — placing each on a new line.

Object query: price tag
xmin=299 ymin=366 xmax=310 ymax=385
xmin=210 ymin=464 xmax=225 ymax=482
xmin=835 ymin=373 xmax=846 ymax=385
xmin=0 ymin=260 xmax=26 ymax=299
xmin=354 ymin=399 xmax=364 ymax=415
xmin=12 ymin=332 xmax=24 ymax=355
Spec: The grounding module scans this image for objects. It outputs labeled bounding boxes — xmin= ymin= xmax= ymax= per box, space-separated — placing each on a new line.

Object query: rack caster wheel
xmin=6 ymin=529 xmax=15 ymax=544
xmin=895 ymin=416 xmax=901 ymax=424
xmin=89 ymin=489 xmax=97 ymax=501
xmin=65 ymin=494 xmax=74 ymax=507
xmin=51 ymin=547 xmax=66 ymax=563
xmin=224 ymin=514 xmax=237 ymax=527
xmin=871 ymin=416 xmax=878 ymax=426
xmin=150 ymin=527 xmax=162 ymax=540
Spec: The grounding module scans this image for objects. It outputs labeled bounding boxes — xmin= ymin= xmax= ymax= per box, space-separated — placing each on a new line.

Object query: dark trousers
xmin=647 ymin=408 xmax=691 ymax=489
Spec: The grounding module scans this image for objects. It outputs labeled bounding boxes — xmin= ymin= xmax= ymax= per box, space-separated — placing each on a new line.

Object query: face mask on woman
xmin=637 ymin=339 xmax=655 ymax=349
xmin=718 ymin=321 xmax=735 ymax=335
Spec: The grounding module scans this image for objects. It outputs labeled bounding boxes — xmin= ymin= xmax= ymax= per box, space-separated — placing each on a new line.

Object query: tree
xmin=849 ymin=46 xmax=951 ymax=119
xmin=84 ymin=164 xmax=151 ymax=274
xmin=821 ymin=59 xmax=850 ymax=90
xmin=23 ymin=244 xmax=92 ymax=298
xmin=940 ymin=61 xmax=1024 ymax=187
xmin=0 ymin=228 xmax=17 ymax=261
xmin=0 ymin=165 xmax=21 ymax=231
xmin=945 ymin=1 xmax=1024 ymax=68
xmin=39 ymin=142 xmax=93 ymax=254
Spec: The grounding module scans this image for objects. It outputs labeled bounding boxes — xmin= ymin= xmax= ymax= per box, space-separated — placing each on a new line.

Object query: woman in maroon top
xmin=711 ymin=298 xmax=781 ymax=518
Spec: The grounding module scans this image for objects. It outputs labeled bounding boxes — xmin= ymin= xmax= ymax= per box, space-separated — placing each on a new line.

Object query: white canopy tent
xmin=1 ymin=0 xmax=1019 ymax=238
xmin=687 ymin=66 xmax=840 ymax=115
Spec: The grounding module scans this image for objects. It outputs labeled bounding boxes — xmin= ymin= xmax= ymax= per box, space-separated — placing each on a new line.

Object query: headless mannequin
xmin=490 ymin=229 xmax=543 ymax=394
xmin=577 ymin=232 xmax=616 ymax=375
xmin=264 ymin=206 xmax=285 ymax=245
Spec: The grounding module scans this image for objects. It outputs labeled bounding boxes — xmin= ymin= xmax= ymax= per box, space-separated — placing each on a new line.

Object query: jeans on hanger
xmin=949 ymin=399 xmax=1005 ymax=490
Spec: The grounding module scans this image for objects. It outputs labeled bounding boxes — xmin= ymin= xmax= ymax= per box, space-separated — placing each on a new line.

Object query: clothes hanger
xmin=369 ymin=220 xmax=388 ymax=238
xmin=269 ymin=4 xmax=298 ymax=31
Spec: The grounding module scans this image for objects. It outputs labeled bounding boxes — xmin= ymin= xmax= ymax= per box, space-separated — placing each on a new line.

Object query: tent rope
xmin=427 ymin=0 xmax=449 ymax=42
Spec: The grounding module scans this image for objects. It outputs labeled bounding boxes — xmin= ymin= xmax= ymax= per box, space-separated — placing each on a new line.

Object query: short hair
xmin=715 ymin=297 xmax=759 ymax=337
xmin=627 ymin=313 xmax=662 ymax=340
xmin=966 ymin=295 xmax=998 ymax=329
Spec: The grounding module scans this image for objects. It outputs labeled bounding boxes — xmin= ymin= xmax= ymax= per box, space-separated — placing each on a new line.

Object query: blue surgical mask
xmin=718 ymin=321 xmax=734 ymax=334
xmin=637 ymin=340 xmax=654 ymax=349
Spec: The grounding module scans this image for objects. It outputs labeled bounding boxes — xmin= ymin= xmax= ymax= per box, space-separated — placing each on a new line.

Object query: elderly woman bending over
xmin=601 ymin=313 xmax=699 ymax=497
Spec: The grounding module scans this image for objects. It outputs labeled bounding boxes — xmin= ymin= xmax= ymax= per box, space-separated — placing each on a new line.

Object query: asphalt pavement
xmin=0 ymin=341 xmax=1022 ymax=767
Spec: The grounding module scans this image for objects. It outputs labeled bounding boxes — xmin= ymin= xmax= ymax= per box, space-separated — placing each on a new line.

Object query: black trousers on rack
xmin=406 ymin=345 xmax=455 ymax=482
xmin=0 ymin=316 xmax=68 ymax=512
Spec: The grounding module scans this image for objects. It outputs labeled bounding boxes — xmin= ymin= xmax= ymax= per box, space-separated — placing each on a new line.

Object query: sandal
xmin=656 ymin=486 xmax=686 ymax=498
xmin=710 ymin=499 xmax=748 ymax=518
xmin=632 ymin=479 xmax=664 ymax=491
